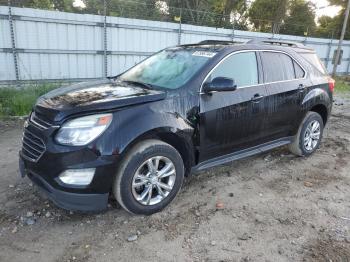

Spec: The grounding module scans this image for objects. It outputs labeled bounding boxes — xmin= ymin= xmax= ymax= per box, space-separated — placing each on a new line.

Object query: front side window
xmin=207 ymin=52 xmax=259 ymax=88
xmin=260 ymin=52 xmax=297 ymax=82
xmin=119 ymin=48 xmax=214 ymax=89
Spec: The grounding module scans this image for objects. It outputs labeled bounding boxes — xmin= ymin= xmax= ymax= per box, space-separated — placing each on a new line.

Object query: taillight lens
xmin=328 ymin=78 xmax=335 ymax=92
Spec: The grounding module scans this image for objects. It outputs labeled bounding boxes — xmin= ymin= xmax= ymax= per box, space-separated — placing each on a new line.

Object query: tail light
xmin=328 ymin=77 xmax=335 ymax=92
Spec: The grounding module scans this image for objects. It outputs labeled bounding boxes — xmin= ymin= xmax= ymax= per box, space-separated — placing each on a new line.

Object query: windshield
xmin=119 ymin=48 xmax=215 ymax=89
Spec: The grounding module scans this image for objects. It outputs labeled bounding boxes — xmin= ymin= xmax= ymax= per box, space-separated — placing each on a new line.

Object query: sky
xmin=73 ymin=0 xmax=86 ymax=9
xmin=310 ymin=0 xmax=342 ymax=18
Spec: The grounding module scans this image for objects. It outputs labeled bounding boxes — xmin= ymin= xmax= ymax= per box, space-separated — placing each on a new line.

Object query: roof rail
xmin=247 ymin=38 xmax=311 ymax=49
xmin=197 ymin=40 xmax=243 ymax=45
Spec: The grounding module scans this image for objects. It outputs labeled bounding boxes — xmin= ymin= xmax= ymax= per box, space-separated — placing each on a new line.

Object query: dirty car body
xmin=19 ymin=39 xmax=333 ymax=213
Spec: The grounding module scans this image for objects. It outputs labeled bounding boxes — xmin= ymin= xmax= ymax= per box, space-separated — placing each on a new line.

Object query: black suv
xmin=19 ymin=39 xmax=334 ymax=215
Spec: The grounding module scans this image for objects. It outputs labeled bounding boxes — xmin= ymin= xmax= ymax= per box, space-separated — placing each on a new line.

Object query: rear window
xmin=299 ymin=52 xmax=327 ymax=74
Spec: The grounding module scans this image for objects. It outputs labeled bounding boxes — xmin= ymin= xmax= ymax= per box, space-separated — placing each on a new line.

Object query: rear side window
xmin=260 ymin=52 xmax=297 ymax=82
xmin=208 ymin=52 xmax=258 ymax=87
xmin=299 ymin=52 xmax=327 ymax=74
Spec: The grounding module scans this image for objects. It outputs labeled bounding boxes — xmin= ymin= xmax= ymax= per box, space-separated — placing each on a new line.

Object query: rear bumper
xmin=26 ymin=170 xmax=109 ymax=212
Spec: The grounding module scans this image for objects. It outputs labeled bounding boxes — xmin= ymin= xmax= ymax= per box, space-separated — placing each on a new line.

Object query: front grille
xmin=21 ymin=129 xmax=46 ymax=162
xmin=30 ymin=111 xmax=53 ymax=129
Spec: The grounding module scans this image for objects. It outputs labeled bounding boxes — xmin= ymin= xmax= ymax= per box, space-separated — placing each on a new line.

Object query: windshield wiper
xmin=122 ymin=80 xmax=155 ymax=90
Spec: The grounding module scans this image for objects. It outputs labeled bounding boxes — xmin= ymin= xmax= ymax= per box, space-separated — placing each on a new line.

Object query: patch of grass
xmin=0 ymin=83 xmax=60 ymax=117
xmin=335 ymin=77 xmax=350 ymax=94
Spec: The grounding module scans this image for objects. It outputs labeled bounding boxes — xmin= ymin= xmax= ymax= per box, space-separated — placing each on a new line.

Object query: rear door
xmin=259 ymin=51 xmax=308 ymax=140
xmin=199 ymin=51 xmax=269 ymax=162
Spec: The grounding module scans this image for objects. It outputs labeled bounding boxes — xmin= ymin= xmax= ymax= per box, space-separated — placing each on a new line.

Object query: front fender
xmin=97 ymin=102 xmax=195 ymax=157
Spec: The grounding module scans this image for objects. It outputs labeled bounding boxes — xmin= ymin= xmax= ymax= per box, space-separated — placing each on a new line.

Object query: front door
xmin=199 ymin=51 xmax=269 ymax=162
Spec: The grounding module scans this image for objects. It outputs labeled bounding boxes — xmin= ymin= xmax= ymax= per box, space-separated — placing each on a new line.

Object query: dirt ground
xmin=0 ymin=93 xmax=350 ymax=262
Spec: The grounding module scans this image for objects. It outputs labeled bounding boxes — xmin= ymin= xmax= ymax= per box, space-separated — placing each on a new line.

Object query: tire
xmin=113 ymin=139 xmax=184 ymax=215
xmin=288 ymin=112 xmax=324 ymax=157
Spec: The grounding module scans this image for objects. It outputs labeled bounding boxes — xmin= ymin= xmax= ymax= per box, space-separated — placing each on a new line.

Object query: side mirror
xmin=202 ymin=77 xmax=237 ymax=93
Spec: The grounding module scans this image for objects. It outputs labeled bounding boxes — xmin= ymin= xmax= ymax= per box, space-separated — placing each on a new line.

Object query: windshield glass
xmin=119 ymin=48 xmax=215 ymax=89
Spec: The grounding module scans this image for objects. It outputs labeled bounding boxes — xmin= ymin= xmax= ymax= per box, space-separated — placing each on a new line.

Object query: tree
xmin=315 ymin=0 xmax=348 ymax=39
xmin=165 ymin=0 xmax=214 ymax=26
xmin=280 ymin=0 xmax=316 ymax=37
xmin=165 ymin=0 xmax=249 ymax=29
xmin=8 ymin=0 xmax=77 ymax=11
xmin=315 ymin=15 xmax=339 ymax=38
xmin=248 ymin=0 xmax=288 ymax=33
xmin=52 ymin=0 xmax=74 ymax=12
xmin=210 ymin=0 xmax=249 ymax=29
xmin=9 ymin=0 xmax=54 ymax=9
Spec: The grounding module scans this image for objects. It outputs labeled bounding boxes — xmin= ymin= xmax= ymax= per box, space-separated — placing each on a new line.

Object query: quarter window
xmin=208 ymin=52 xmax=258 ymax=88
xmin=293 ymin=61 xmax=305 ymax=78
xmin=300 ymin=53 xmax=326 ymax=74
xmin=261 ymin=52 xmax=300 ymax=82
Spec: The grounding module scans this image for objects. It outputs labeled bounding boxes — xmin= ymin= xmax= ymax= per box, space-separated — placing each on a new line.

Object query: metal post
xmin=303 ymin=27 xmax=309 ymax=44
xmin=178 ymin=8 xmax=182 ymax=45
xmin=332 ymin=0 xmax=350 ymax=77
xmin=231 ymin=18 xmax=235 ymax=41
xmin=325 ymin=31 xmax=334 ymax=70
xmin=8 ymin=0 xmax=19 ymax=82
xmin=103 ymin=0 xmax=108 ymax=78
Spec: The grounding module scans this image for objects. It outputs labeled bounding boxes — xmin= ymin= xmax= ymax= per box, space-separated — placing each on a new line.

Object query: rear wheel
xmin=288 ymin=112 xmax=324 ymax=157
xmin=113 ymin=139 xmax=184 ymax=215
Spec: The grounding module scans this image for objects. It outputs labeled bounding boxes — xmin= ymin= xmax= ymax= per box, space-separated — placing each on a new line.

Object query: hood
xmin=34 ymin=79 xmax=166 ymax=122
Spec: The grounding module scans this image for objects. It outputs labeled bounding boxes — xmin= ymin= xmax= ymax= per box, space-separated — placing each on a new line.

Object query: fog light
xmin=58 ymin=168 xmax=95 ymax=186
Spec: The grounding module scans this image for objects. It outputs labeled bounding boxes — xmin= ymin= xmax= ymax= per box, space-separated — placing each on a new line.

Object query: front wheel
xmin=288 ymin=111 xmax=324 ymax=157
xmin=113 ymin=139 xmax=184 ymax=215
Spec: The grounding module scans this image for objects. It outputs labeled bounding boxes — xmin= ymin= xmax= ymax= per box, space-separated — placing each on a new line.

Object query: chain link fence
xmin=3 ymin=0 xmax=339 ymax=36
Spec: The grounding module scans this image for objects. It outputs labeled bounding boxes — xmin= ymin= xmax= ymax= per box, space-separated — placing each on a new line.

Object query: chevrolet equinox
xmin=19 ymin=39 xmax=334 ymax=215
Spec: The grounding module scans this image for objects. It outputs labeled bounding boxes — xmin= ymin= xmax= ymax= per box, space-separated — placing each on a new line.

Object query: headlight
xmin=55 ymin=113 xmax=112 ymax=146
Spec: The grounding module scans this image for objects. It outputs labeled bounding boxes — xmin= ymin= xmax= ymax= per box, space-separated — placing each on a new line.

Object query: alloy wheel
xmin=304 ymin=120 xmax=321 ymax=151
xmin=131 ymin=156 xmax=176 ymax=205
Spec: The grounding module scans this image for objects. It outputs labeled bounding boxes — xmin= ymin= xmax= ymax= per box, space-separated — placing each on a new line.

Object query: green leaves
xmin=280 ymin=0 xmax=316 ymax=36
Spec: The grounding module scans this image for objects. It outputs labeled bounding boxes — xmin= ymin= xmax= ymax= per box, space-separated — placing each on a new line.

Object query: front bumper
xmin=26 ymin=168 xmax=109 ymax=212
xmin=19 ymin=153 xmax=117 ymax=212
xmin=19 ymin=121 xmax=120 ymax=212
xmin=20 ymin=153 xmax=118 ymax=212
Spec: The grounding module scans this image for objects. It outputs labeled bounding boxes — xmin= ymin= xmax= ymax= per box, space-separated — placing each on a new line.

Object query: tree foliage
xmin=248 ymin=0 xmax=288 ymax=33
xmin=5 ymin=0 xmax=346 ymax=39
xmin=280 ymin=0 xmax=316 ymax=36
xmin=315 ymin=0 xmax=350 ymax=39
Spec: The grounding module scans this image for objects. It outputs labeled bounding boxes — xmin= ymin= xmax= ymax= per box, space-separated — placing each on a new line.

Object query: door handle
xmin=251 ymin=94 xmax=264 ymax=102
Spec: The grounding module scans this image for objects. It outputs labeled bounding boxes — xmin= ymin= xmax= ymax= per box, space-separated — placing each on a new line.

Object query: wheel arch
xmin=118 ymin=127 xmax=196 ymax=177
xmin=302 ymin=87 xmax=331 ymax=125
xmin=310 ymin=104 xmax=328 ymax=125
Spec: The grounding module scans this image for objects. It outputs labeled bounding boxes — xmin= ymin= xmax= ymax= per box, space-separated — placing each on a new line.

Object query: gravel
xmin=127 ymin=234 xmax=138 ymax=242
xmin=0 ymin=94 xmax=350 ymax=262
